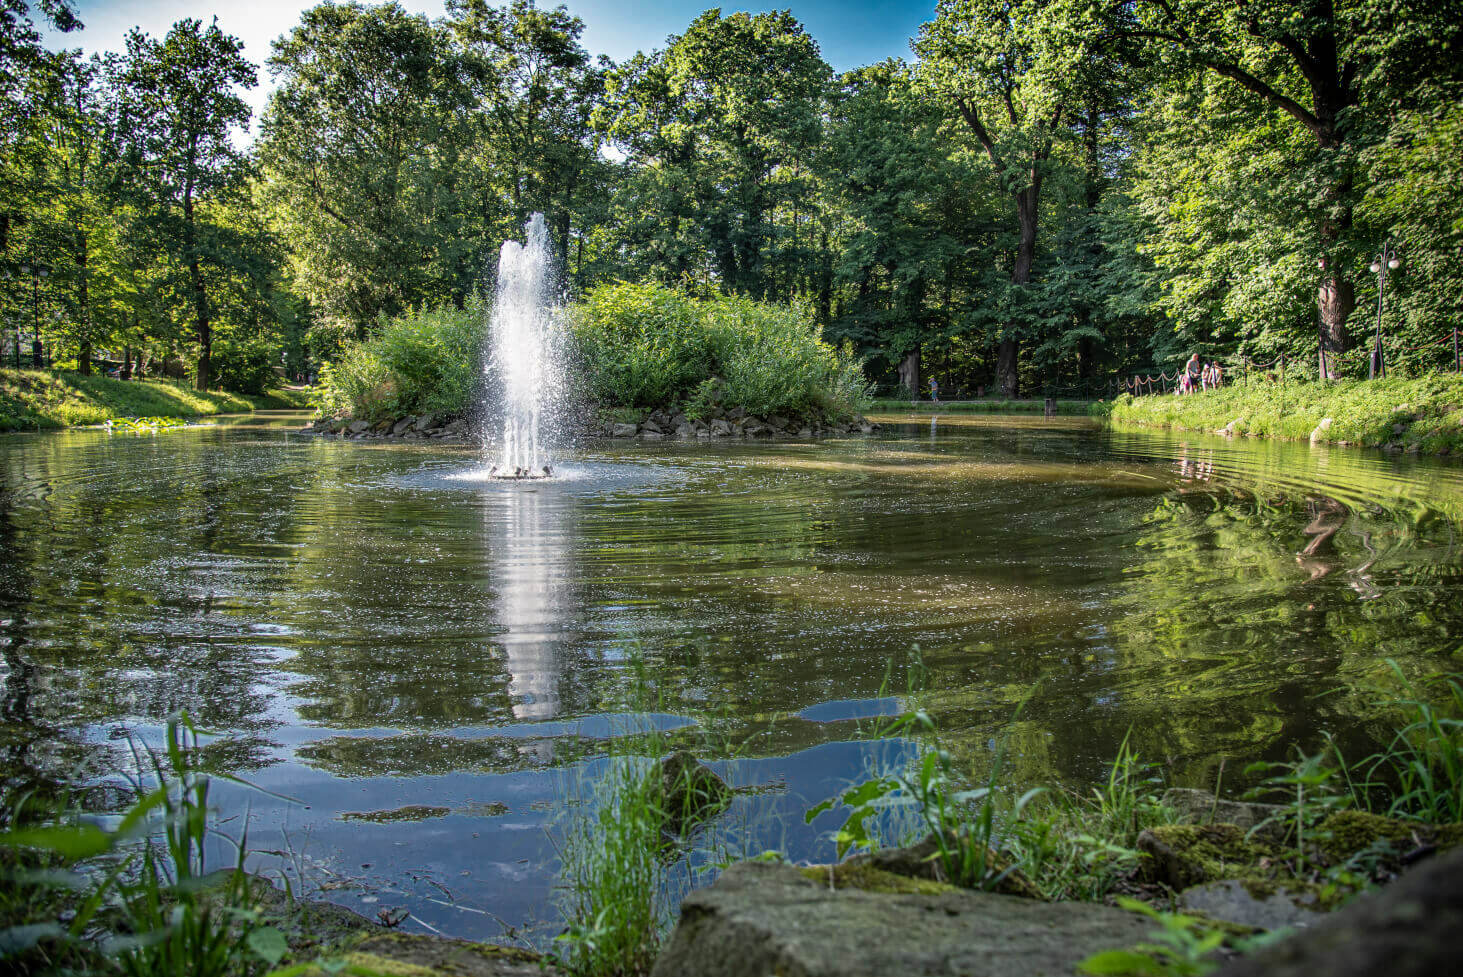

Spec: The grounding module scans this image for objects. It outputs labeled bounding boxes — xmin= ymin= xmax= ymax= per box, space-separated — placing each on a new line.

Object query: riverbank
xmin=0 ymin=368 xmax=313 ymax=431
xmin=1093 ymin=374 xmax=1463 ymax=454
xmin=869 ymin=397 xmax=1094 ymax=415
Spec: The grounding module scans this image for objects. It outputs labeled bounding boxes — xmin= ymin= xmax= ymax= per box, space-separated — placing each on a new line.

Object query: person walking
xmin=1185 ymin=353 xmax=1203 ymax=395
xmin=929 ymin=377 xmax=940 ymax=403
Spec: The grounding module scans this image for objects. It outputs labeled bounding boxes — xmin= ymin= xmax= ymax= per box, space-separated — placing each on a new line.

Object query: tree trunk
xmin=996 ymin=339 xmax=1019 ymax=399
xmin=997 ymin=179 xmax=1041 ymax=399
xmin=898 ymin=348 xmax=921 ymax=400
xmin=76 ymin=236 xmax=91 ymax=376
xmin=1318 ymin=275 xmax=1353 ymax=379
xmin=184 ymin=192 xmax=210 ymax=390
xmin=121 ymin=346 xmax=132 ymax=381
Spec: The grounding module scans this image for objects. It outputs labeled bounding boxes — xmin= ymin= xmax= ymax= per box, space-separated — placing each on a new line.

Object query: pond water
xmin=2 ymin=411 xmax=1462 ymax=943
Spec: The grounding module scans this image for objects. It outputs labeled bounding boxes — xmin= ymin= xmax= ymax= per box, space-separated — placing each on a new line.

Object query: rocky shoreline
xmin=297 ymin=406 xmax=879 ymax=441
xmin=264 ymin=783 xmax=1462 ymax=977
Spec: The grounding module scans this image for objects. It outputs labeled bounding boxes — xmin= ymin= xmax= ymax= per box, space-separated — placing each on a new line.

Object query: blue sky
xmin=45 ymin=1 xmax=937 ymax=134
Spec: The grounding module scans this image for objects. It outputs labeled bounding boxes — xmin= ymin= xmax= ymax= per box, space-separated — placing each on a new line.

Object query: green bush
xmin=571 ymin=282 xmax=869 ymax=420
xmin=315 ymin=299 xmax=485 ymax=420
xmin=209 ymin=337 xmax=280 ymax=395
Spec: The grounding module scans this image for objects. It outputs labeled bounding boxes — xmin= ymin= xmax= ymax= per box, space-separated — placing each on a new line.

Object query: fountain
xmin=487 ymin=213 xmax=562 ymax=479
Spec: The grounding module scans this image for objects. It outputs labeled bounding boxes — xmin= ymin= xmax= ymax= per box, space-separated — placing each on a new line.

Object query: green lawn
xmin=1094 ymin=373 xmax=1463 ymax=454
xmin=0 ymin=368 xmax=314 ymax=431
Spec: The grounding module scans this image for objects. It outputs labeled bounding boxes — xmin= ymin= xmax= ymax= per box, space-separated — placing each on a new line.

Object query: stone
xmin=641 ymin=419 xmax=663 ymax=434
xmin=319 ymin=934 xmax=546 ymax=977
xmin=797 ymin=427 xmax=812 ymax=438
xmin=641 ymin=430 xmax=665 ymax=440
xmin=1309 ymin=417 xmax=1334 ymax=443
xmin=1212 ymin=845 xmax=1463 ymax=977
xmin=726 ymin=407 xmax=746 ymax=421
xmin=391 ymin=417 xmax=415 ymax=436
xmin=710 ymin=419 xmax=732 ymax=436
xmin=346 ymin=420 xmax=370 ymax=435
xmin=611 ymin=422 xmax=638 ymax=438
xmin=1180 ymin=879 xmax=1323 ymax=931
xmin=1137 ymin=823 xmax=1268 ymax=890
xmin=1160 ymin=789 xmax=1286 ymax=840
xmin=674 ymin=423 xmax=695 ymax=437
xmin=844 ymin=833 xmax=1042 ymax=899
xmin=1393 ymin=422 xmax=1407 ymax=436
xmin=648 ymin=860 xmax=1154 ymax=977
xmin=858 ymin=422 xmax=874 ymax=434
xmin=658 ymin=751 xmax=730 ymax=834
xmin=768 ymin=415 xmax=790 ymax=431
xmin=413 ymin=413 xmax=439 ymax=432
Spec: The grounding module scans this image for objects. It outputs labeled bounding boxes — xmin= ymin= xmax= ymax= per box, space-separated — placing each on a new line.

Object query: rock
xmin=1138 ymin=823 xmax=1268 ymax=890
xmin=1180 ymin=879 xmax=1323 ymax=931
xmin=372 ymin=418 xmax=394 ymax=434
xmin=726 ymin=407 xmax=746 ymax=421
xmin=641 ymin=430 xmax=665 ymax=440
xmin=413 ymin=413 xmax=439 ymax=432
xmin=768 ymin=415 xmax=790 ymax=431
xmin=1160 ymin=789 xmax=1286 ymax=840
xmin=658 ymin=751 xmax=730 ymax=833
xmin=648 ymin=860 xmax=1153 ymax=977
xmin=797 ymin=427 xmax=812 ymax=438
xmin=391 ymin=417 xmax=415 ymax=436
xmin=710 ymin=419 xmax=732 ymax=436
xmin=1211 ymin=844 xmax=1463 ymax=977
xmin=324 ymin=933 xmax=546 ymax=977
xmin=858 ymin=422 xmax=874 ymax=434
xmin=674 ymin=423 xmax=695 ymax=437
xmin=611 ymin=422 xmax=638 ymax=438
xmin=1309 ymin=417 xmax=1334 ymax=443
xmin=845 ymin=833 xmax=1042 ymax=899
xmin=346 ymin=420 xmax=371 ymax=435
xmin=641 ymin=419 xmax=663 ymax=434
xmin=1393 ymin=422 xmax=1407 ymax=436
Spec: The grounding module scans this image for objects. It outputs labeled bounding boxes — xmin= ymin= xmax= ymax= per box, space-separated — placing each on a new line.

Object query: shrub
xmin=315 ymin=299 xmax=485 ymax=420
xmin=209 ymin=337 xmax=280 ymax=395
xmin=571 ymin=283 xmax=869 ymax=420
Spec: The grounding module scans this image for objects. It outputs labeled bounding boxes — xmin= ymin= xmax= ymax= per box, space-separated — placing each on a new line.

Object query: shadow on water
xmin=1 ymin=413 xmax=1462 ymax=941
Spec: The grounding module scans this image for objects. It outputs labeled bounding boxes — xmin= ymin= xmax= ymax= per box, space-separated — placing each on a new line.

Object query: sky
xmin=43 ymin=1 xmax=938 ymax=138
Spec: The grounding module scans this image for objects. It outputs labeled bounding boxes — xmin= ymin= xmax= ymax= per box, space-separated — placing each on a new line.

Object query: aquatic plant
xmin=0 ymin=714 xmax=291 ymax=976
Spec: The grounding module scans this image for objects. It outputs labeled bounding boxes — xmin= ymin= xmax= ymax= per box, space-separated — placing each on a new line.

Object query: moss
xmin=339 ymin=805 xmax=450 ymax=823
xmin=1147 ymin=824 xmax=1273 ymax=882
xmin=798 ymin=862 xmax=958 ymax=896
xmin=1315 ymin=810 xmax=1463 ymax=863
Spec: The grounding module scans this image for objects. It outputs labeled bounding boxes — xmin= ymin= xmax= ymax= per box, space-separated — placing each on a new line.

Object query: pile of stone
xmin=299 ymin=413 xmax=472 ymax=441
xmin=598 ymin=406 xmax=876 ymax=440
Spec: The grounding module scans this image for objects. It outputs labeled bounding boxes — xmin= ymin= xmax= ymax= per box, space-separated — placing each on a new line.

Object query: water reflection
xmin=487 ymin=485 xmax=576 ymax=720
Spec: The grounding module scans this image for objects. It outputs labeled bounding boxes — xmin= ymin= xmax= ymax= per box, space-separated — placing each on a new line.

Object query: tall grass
xmin=571 ymin=283 xmax=869 ymax=420
xmin=0 ymin=715 xmax=290 ymax=976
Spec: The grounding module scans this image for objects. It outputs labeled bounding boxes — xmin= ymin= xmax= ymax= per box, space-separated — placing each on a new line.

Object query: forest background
xmin=1 ymin=0 xmax=1460 ymax=400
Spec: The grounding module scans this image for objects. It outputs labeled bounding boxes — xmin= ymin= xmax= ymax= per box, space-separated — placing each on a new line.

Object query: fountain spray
xmin=488 ymin=213 xmax=561 ymax=479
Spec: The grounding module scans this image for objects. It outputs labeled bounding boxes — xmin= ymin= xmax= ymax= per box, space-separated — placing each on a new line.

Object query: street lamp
xmin=1368 ymin=243 xmax=1401 ymax=381
xmin=21 ymin=262 xmax=50 ymax=369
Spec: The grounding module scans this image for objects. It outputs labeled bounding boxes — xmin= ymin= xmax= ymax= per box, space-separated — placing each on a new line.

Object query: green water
xmin=2 ymin=411 xmax=1461 ymax=940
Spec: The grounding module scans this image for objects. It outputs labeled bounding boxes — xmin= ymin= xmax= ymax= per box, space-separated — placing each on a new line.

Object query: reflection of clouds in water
xmin=486 ymin=487 xmax=574 ymax=721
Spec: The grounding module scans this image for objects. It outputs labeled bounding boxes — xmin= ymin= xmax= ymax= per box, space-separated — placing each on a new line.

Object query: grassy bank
xmin=870 ymin=398 xmax=1095 ymax=415
xmin=1094 ymin=374 xmax=1463 ymax=454
xmin=0 ymin=369 xmax=312 ymax=432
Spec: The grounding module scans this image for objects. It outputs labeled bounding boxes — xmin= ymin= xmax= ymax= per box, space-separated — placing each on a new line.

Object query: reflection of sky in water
xmin=3 ymin=416 xmax=1463 ymax=944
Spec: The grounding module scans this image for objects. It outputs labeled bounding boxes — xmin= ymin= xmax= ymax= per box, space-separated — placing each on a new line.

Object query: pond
xmin=2 ymin=410 xmax=1461 ymax=943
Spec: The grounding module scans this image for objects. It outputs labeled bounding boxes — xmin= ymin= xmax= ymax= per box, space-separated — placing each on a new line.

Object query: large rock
xmin=1160 ymin=788 xmax=1285 ymax=840
xmin=391 ymin=417 xmax=415 ymax=436
xmin=658 ymin=751 xmax=730 ymax=834
xmin=610 ymin=422 xmax=638 ymax=438
xmin=1212 ymin=845 xmax=1463 ymax=977
xmin=648 ymin=860 xmax=1153 ymax=977
xmin=346 ymin=420 xmax=370 ymax=435
xmin=1180 ymin=879 xmax=1324 ymax=931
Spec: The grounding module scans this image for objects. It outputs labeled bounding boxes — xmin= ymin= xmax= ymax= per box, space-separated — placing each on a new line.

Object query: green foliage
xmin=572 ymin=282 xmax=869 ymax=419
xmin=209 ymin=336 xmax=280 ymax=395
xmin=0 ymin=714 xmax=290 ymax=977
xmin=1101 ymin=374 xmax=1463 ymax=453
xmin=314 ymin=299 xmax=484 ymax=421
xmin=1078 ymin=898 xmax=1224 ymax=977
xmin=1356 ymin=662 xmax=1463 ymax=824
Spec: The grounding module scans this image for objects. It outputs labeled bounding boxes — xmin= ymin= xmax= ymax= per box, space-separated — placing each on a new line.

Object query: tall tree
xmin=915 ymin=0 xmax=1079 ymax=396
xmin=259 ymin=1 xmax=474 ymax=336
xmin=599 ymin=8 xmax=830 ymax=299
xmin=113 ymin=17 xmax=255 ymax=389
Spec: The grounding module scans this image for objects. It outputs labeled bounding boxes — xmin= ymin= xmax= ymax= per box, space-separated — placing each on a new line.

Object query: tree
xmin=599 ymin=8 xmax=830 ymax=299
xmin=259 ymin=1 xmax=474 ymax=335
xmin=915 ymin=0 xmax=1087 ymax=396
xmin=446 ymin=0 xmax=606 ymax=261
xmin=112 ymin=17 xmax=256 ymax=389
xmin=1092 ymin=0 xmax=1463 ymax=378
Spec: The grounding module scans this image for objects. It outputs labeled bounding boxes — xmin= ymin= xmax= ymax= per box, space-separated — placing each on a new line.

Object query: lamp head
xmin=1370 ymin=261 xmax=1381 ymax=273
xmin=1388 ymin=258 xmax=1400 ymax=270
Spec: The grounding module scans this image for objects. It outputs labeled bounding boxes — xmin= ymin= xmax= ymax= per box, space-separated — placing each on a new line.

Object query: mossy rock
xmin=289 ymin=932 xmax=547 ymax=976
xmin=797 ymin=862 xmax=958 ymax=896
xmin=1315 ymin=810 xmax=1463 ymax=865
xmin=1138 ymin=823 xmax=1277 ymax=890
xmin=658 ymin=750 xmax=731 ymax=835
xmin=847 ymin=833 xmax=1044 ymax=899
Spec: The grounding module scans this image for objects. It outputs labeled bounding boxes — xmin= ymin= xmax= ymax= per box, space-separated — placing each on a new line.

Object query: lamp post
xmin=2 ymin=264 xmax=17 ymax=368
xmin=21 ymin=262 xmax=50 ymax=369
xmin=1368 ymin=243 xmax=1400 ymax=381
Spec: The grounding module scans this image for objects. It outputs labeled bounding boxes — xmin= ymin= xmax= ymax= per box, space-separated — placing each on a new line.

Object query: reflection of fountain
xmin=489 ymin=488 xmax=574 ymax=720
xmin=487 ymin=213 xmax=563 ymax=479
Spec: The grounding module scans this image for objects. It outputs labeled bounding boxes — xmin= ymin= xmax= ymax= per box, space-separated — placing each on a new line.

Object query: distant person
xmin=929 ymin=377 xmax=939 ymax=402
xmin=1185 ymin=353 xmax=1203 ymax=394
xmin=1211 ymin=362 xmax=1223 ymax=388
